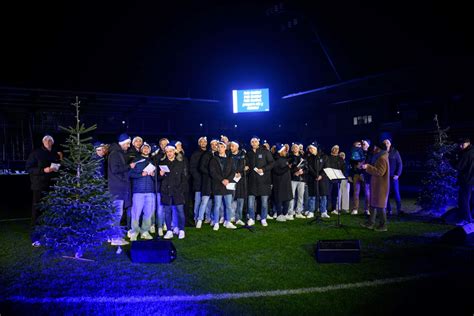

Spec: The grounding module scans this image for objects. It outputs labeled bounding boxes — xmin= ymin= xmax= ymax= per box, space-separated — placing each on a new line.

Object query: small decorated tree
xmin=35 ymin=97 xmax=123 ymax=258
xmin=417 ymin=114 xmax=458 ymax=215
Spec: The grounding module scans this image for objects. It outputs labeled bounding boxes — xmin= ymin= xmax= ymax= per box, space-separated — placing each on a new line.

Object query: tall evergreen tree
xmin=417 ymin=114 xmax=458 ymax=215
xmin=35 ymin=97 xmax=123 ymax=258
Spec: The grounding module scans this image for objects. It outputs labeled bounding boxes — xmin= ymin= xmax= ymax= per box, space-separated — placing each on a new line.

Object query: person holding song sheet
xmin=360 ymin=142 xmax=390 ymax=232
xmin=326 ymin=145 xmax=346 ymax=215
xmin=230 ymin=140 xmax=247 ymax=226
xmin=209 ymin=141 xmax=237 ymax=230
xmin=128 ymin=142 xmax=155 ymax=241
xmin=271 ymin=143 xmax=293 ymax=221
xmin=288 ymin=143 xmax=308 ymax=219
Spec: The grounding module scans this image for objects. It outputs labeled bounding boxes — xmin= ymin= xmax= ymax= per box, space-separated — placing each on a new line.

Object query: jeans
xmin=459 ymin=184 xmax=474 ymax=222
xmin=155 ymin=193 xmax=165 ymax=228
xmin=197 ymin=195 xmax=213 ymax=221
xmin=353 ymin=174 xmax=370 ymax=211
xmin=387 ymin=178 xmax=402 ymax=214
xmin=274 ymin=200 xmax=290 ymax=216
xmin=131 ymin=193 xmax=156 ymax=233
xmin=213 ymin=195 xmax=233 ymax=222
xmin=320 ymin=196 xmax=328 ymax=213
xmin=232 ymin=198 xmax=245 ymax=221
xmin=308 ymin=196 xmax=316 ymax=213
xmin=193 ymin=191 xmax=202 ymax=221
xmin=303 ymin=184 xmax=309 ymax=212
xmin=164 ymin=204 xmax=185 ymax=231
xmin=248 ymin=195 xmax=268 ymax=220
xmin=289 ymin=181 xmax=306 ymax=213
xmin=113 ymin=199 xmax=125 ymax=238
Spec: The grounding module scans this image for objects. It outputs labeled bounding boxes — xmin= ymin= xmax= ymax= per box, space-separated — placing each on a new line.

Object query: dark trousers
xmin=329 ymin=181 xmax=339 ymax=211
xmin=387 ymin=178 xmax=402 ymax=214
xmin=274 ymin=200 xmax=290 ymax=216
xmin=459 ymin=184 xmax=474 ymax=222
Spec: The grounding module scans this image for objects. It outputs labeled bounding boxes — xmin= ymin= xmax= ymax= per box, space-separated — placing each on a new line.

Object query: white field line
xmin=2 ymin=272 xmax=444 ymax=304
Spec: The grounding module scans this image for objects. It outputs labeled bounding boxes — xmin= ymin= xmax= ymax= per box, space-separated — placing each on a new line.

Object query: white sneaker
xmin=304 ymin=211 xmax=309 ymax=216
xmin=178 ymin=230 xmax=185 ymax=239
xmin=163 ymin=223 xmax=167 ymax=231
xmin=219 ymin=217 xmax=225 ymax=224
xmin=32 ymin=241 xmax=41 ymax=247
xmin=163 ymin=231 xmax=174 ymax=239
xmin=213 ymin=223 xmax=220 ymax=231
xmin=196 ymin=220 xmax=203 ymax=229
xmin=273 ymin=213 xmax=278 ymax=219
xmin=149 ymin=225 xmax=156 ymax=234
xmin=224 ymin=221 xmax=237 ymax=229
xmin=111 ymin=238 xmax=129 ymax=246
xmin=266 ymin=215 xmax=273 ymax=220
xmin=173 ymin=227 xmax=180 ymax=235
xmin=247 ymin=219 xmax=255 ymax=226
xmin=295 ymin=213 xmax=306 ymax=219
xmin=365 ymin=209 xmax=371 ymax=216
xmin=256 ymin=214 xmax=261 ymax=221
xmin=306 ymin=212 xmax=314 ymax=218
xmin=351 ymin=210 xmax=358 ymax=215
xmin=236 ymin=219 xmax=245 ymax=226
xmin=276 ymin=215 xmax=287 ymax=222
xmin=261 ymin=219 xmax=268 ymax=227
xmin=331 ymin=210 xmax=339 ymax=215
xmin=230 ymin=217 xmax=235 ymax=223
xmin=321 ymin=212 xmax=330 ymax=219
xmin=158 ymin=228 xmax=164 ymax=237
xmin=140 ymin=231 xmax=153 ymax=240
xmin=285 ymin=214 xmax=294 ymax=221
xmin=129 ymin=231 xmax=139 ymax=241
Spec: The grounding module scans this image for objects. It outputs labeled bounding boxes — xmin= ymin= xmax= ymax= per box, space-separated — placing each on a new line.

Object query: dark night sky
xmin=1 ymin=1 xmax=471 ymax=100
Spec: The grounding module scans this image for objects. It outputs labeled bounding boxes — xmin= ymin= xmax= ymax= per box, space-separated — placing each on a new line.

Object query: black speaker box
xmin=130 ymin=240 xmax=177 ymax=263
xmin=315 ymin=240 xmax=361 ymax=263
xmin=441 ymin=223 xmax=474 ymax=246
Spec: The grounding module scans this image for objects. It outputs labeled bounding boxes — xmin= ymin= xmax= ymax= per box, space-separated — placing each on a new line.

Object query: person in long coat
xmin=361 ymin=142 xmax=390 ymax=231
xmin=229 ymin=141 xmax=247 ymax=226
xmin=190 ymin=136 xmax=207 ymax=225
xmin=272 ymin=144 xmax=293 ymax=221
xmin=196 ymin=138 xmax=218 ymax=225
xmin=245 ymin=136 xmax=274 ymax=226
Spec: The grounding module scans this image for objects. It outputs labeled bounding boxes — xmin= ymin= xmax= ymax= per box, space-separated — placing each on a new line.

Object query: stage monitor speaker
xmin=130 ymin=240 xmax=177 ymax=263
xmin=315 ymin=240 xmax=361 ymax=263
xmin=441 ymin=223 xmax=474 ymax=246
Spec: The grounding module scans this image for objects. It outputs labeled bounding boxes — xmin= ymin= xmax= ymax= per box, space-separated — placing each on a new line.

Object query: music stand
xmin=323 ymin=168 xmax=347 ymax=228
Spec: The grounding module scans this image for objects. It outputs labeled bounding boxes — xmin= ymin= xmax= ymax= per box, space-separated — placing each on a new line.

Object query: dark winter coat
xmin=289 ymin=154 xmax=308 ymax=182
xmin=129 ymin=155 xmax=155 ymax=194
xmin=151 ymin=151 xmax=166 ymax=192
xmin=177 ymin=151 xmax=190 ymax=199
xmin=307 ymin=154 xmax=330 ymax=196
xmin=209 ymin=154 xmax=235 ymax=196
xmin=231 ymin=150 xmax=247 ymax=199
xmin=387 ymin=147 xmax=403 ymax=177
xmin=199 ymin=151 xmax=215 ymax=196
xmin=107 ymin=143 xmax=131 ymax=207
xmin=272 ymin=154 xmax=293 ymax=203
xmin=245 ymin=147 xmax=274 ymax=196
xmin=456 ymin=145 xmax=474 ymax=185
xmin=325 ymin=154 xmax=346 ymax=174
xmin=158 ymin=157 xmax=187 ymax=205
xmin=190 ymin=149 xmax=206 ymax=192
xmin=366 ymin=151 xmax=390 ymax=209
xmin=126 ymin=147 xmax=141 ymax=164
xmin=25 ymin=146 xmax=60 ymax=191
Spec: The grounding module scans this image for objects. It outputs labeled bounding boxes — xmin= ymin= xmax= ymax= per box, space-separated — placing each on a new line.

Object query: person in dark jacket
xmin=128 ymin=142 xmax=155 ymax=241
xmin=93 ymin=141 xmax=107 ymax=178
xmin=150 ymin=137 xmax=169 ymax=236
xmin=230 ymin=140 xmax=247 ymax=226
xmin=126 ymin=136 xmax=143 ymax=163
xmin=196 ymin=138 xmax=218 ymax=226
xmin=160 ymin=141 xmax=187 ymax=240
xmin=272 ymin=143 xmax=293 ymax=221
xmin=209 ymin=141 xmax=237 ymax=230
xmin=382 ymin=136 xmax=404 ymax=216
xmin=245 ymin=136 xmax=275 ymax=226
xmin=307 ymin=143 xmax=331 ymax=218
xmin=25 ymin=135 xmax=60 ymax=245
xmin=107 ymin=133 xmax=136 ymax=246
xmin=326 ymin=145 xmax=346 ymax=215
xmin=455 ymin=137 xmax=474 ymax=224
xmin=288 ymin=143 xmax=308 ymax=219
xmin=190 ymin=136 xmax=208 ymax=227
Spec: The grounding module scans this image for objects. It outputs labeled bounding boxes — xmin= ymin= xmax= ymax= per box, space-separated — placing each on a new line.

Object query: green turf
xmin=1 ymin=209 xmax=473 ymax=315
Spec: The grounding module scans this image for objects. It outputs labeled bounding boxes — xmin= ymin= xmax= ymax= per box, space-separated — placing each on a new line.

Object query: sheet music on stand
xmin=323 ymin=168 xmax=345 ymax=180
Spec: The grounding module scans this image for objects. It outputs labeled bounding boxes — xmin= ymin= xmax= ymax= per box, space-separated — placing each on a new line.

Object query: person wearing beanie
xmin=160 ymin=141 xmax=187 ymax=240
xmin=197 ymin=138 xmax=219 ymax=226
xmin=306 ymin=142 xmax=331 ymax=219
xmin=325 ymin=144 xmax=346 ymax=215
xmin=245 ymin=136 xmax=274 ymax=227
xmin=92 ymin=141 xmax=107 ymax=178
xmin=271 ymin=143 xmax=293 ymax=222
xmin=150 ymin=137 xmax=169 ymax=236
xmin=127 ymin=136 xmax=143 ymax=163
xmin=26 ymin=134 xmax=61 ymax=246
xmin=107 ymin=133 xmax=135 ymax=246
xmin=128 ymin=142 xmax=155 ymax=241
xmin=229 ymin=140 xmax=247 ymax=226
xmin=382 ymin=136 xmax=404 ymax=216
xmin=360 ymin=142 xmax=390 ymax=232
xmin=288 ymin=142 xmax=308 ymax=219
xmin=190 ymin=136 xmax=208 ymax=228
xmin=455 ymin=137 xmax=474 ymax=224
xmin=209 ymin=141 xmax=237 ymax=230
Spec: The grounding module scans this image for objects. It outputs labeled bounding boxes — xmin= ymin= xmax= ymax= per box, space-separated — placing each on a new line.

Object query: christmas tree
xmin=35 ymin=97 xmax=123 ymax=258
xmin=417 ymin=114 xmax=458 ymax=215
